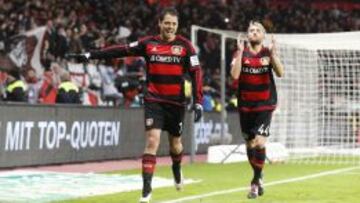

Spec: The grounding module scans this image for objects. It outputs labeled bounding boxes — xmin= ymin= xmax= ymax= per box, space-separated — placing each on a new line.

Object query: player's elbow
xmin=274 ymin=65 xmax=284 ymax=78
xmin=230 ymin=66 xmax=240 ymax=80
xmin=230 ymin=72 xmax=239 ymax=80
xmin=276 ymin=71 xmax=284 ymax=78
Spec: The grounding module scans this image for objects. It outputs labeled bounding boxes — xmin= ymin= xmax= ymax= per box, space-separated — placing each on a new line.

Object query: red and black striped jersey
xmin=90 ymin=35 xmax=203 ymax=106
xmin=232 ymin=46 xmax=277 ymax=112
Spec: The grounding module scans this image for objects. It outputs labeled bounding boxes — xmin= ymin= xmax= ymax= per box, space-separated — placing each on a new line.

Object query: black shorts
xmin=239 ymin=110 xmax=273 ymax=141
xmin=144 ymin=102 xmax=185 ymax=136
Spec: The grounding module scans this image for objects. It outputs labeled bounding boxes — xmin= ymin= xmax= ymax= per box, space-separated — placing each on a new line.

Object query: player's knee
xmin=146 ymin=136 xmax=160 ymax=150
xmin=170 ymin=138 xmax=183 ymax=154
xmin=246 ymin=139 xmax=256 ymax=148
xmin=171 ymin=144 xmax=183 ymax=154
xmin=254 ymin=136 xmax=266 ymax=148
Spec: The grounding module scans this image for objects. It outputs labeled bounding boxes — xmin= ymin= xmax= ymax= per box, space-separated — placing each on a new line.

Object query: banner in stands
xmin=8 ymin=26 xmax=46 ymax=76
xmin=0 ymin=26 xmax=46 ymax=74
xmin=0 ymin=104 xmax=243 ymax=168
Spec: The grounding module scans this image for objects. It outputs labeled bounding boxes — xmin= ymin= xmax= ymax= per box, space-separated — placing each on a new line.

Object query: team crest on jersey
xmin=260 ymin=57 xmax=270 ymax=65
xmin=151 ymin=46 xmax=158 ymax=52
xmin=171 ymin=45 xmax=183 ymax=55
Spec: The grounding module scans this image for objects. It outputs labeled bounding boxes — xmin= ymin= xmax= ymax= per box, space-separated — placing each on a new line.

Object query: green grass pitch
xmin=57 ymin=161 xmax=360 ymax=203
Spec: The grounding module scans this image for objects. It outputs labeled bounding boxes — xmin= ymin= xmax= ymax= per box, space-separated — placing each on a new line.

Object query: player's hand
xmin=269 ymin=35 xmax=277 ymax=56
xmin=65 ymin=52 xmax=91 ymax=62
xmin=237 ymin=34 xmax=245 ymax=53
xmin=193 ymin=103 xmax=203 ymax=122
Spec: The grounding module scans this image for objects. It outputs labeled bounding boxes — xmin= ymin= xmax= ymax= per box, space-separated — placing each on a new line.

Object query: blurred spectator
xmin=200 ymin=33 xmax=220 ymax=72
xmin=24 ymin=68 xmax=41 ymax=104
xmin=2 ymin=0 xmax=358 ymax=56
xmin=38 ymin=69 xmax=58 ymax=104
xmin=184 ymin=79 xmax=192 ymax=104
xmin=4 ymin=70 xmax=27 ymax=102
xmin=0 ymin=71 xmax=7 ymax=100
xmin=98 ymin=64 xmax=123 ymax=106
xmin=226 ymin=96 xmax=238 ymax=111
xmin=56 ymin=71 xmax=80 ymax=104
xmin=0 ymin=0 xmax=359 ymax=108
xmin=115 ymin=74 xmax=142 ymax=107
xmin=202 ymin=93 xmax=214 ymax=112
xmin=38 ymin=61 xmax=60 ymax=104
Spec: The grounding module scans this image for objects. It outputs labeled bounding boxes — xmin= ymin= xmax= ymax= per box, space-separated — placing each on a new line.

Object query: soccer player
xmin=67 ymin=7 xmax=203 ymax=203
xmin=230 ymin=21 xmax=284 ymax=199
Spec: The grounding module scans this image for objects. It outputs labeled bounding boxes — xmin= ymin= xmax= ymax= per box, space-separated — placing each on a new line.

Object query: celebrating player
xmin=67 ymin=7 xmax=203 ymax=203
xmin=230 ymin=21 xmax=284 ymax=199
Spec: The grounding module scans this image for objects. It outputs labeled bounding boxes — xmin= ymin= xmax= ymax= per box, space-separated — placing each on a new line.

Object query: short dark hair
xmin=159 ymin=7 xmax=179 ymax=21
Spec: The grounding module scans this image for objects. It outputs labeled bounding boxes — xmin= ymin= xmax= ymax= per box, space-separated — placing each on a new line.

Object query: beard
xmin=160 ymin=30 xmax=175 ymax=41
xmin=249 ymin=40 xmax=261 ymax=46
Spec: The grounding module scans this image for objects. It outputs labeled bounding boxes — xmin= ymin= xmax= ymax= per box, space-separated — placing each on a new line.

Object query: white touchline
xmin=159 ymin=166 xmax=360 ymax=203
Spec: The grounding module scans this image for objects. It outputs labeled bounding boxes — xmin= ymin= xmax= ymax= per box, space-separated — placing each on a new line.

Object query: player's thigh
xmin=253 ymin=110 xmax=273 ymax=137
xmin=239 ymin=111 xmax=256 ymax=141
xmin=164 ymin=104 xmax=185 ymax=137
xmin=144 ymin=102 xmax=165 ymax=131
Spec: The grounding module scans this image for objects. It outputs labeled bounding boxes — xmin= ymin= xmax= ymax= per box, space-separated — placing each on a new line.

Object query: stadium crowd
xmin=0 ymin=0 xmax=359 ymax=110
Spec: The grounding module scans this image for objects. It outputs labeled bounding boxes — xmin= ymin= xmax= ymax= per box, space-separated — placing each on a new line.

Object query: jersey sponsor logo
xmin=244 ymin=59 xmax=251 ymax=65
xmin=171 ymin=45 xmax=183 ymax=55
xmin=150 ymin=55 xmax=181 ymax=63
xmin=190 ymin=55 xmax=200 ymax=66
xmin=242 ymin=66 xmax=269 ymax=74
xmin=260 ymin=57 xmax=270 ymax=66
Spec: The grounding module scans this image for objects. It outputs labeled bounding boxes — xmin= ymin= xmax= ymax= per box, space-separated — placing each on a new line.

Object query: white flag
xmin=8 ymin=26 xmax=46 ymax=75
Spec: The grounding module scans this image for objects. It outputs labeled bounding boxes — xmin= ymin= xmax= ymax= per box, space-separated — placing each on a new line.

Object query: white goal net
xmin=192 ymin=25 xmax=360 ymax=165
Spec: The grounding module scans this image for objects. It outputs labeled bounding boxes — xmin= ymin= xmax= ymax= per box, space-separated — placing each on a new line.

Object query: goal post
xmin=191 ymin=25 xmax=360 ymax=165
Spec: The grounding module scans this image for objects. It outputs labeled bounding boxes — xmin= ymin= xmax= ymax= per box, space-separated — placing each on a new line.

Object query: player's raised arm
xmin=269 ymin=35 xmax=284 ymax=77
xmin=66 ymin=38 xmax=147 ymax=61
xmin=230 ymin=34 xmax=245 ymax=79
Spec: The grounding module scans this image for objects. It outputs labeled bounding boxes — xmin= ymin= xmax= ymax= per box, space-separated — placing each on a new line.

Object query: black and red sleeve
xmin=89 ymin=37 xmax=150 ymax=59
xmin=185 ymin=41 xmax=203 ymax=105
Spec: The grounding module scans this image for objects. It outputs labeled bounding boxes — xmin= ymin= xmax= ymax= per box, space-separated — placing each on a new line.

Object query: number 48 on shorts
xmin=239 ymin=111 xmax=273 ymax=140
